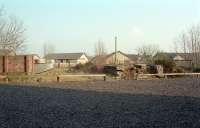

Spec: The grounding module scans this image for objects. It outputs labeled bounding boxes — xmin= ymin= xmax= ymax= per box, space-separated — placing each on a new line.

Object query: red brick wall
xmin=0 ymin=55 xmax=34 ymax=74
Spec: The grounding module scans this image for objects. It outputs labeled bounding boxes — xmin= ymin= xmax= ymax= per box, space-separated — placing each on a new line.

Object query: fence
xmin=34 ymin=63 xmax=54 ymax=74
xmin=139 ymin=73 xmax=200 ymax=78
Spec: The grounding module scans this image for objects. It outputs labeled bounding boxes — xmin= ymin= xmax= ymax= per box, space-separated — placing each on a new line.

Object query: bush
xmin=173 ymin=67 xmax=185 ymax=73
xmin=73 ymin=62 xmax=101 ymax=73
xmin=103 ymin=66 xmax=118 ymax=76
xmin=193 ymin=68 xmax=200 ymax=73
xmin=154 ymin=56 xmax=176 ymax=73
xmin=147 ymin=65 xmax=157 ymax=74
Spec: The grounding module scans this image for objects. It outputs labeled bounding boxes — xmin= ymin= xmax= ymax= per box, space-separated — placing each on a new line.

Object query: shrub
xmin=103 ymin=66 xmax=118 ymax=76
xmin=154 ymin=55 xmax=176 ymax=73
xmin=147 ymin=65 xmax=157 ymax=74
xmin=173 ymin=67 xmax=185 ymax=73
xmin=73 ymin=62 xmax=101 ymax=73
xmin=193 ymin=68 xmax=200 ymax=73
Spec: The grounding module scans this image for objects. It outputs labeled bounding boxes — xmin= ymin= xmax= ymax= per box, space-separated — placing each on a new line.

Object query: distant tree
xmin=154 ymin=54 xmax=176 ymax=73
xmin=175 ymin=24 xmax=200 ymax=68
xmin=137 ymin=44 xmax=160 ymax=64
xmin=43 ymin=43 xmax=55 ymax=56
xmin=94 ymin=40 xmax=107 ymax=56
xmin=0 ymin=9 xmax=26 ymax=55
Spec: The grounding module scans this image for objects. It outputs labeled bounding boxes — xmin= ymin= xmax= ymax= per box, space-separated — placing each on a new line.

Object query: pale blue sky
xmin=0 ymin=0 xmax=200 ymax=56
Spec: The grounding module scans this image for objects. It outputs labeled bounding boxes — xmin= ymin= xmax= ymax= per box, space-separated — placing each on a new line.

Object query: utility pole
xmin=115 ymin=36 xmax=117 ymax=65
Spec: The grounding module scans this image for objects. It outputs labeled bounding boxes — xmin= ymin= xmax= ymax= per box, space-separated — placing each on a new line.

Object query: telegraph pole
xmin=115 ymin=36 xmax=117 ymax=65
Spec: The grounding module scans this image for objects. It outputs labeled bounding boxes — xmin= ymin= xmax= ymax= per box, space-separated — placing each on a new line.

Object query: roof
xmin=91 ymin=55 xmax=108 ymax=65
xmin=156 ymin=52 xmax=194 ymax=61
xmin=45 ymin=53 xmax=86 ymax=60
xmin=91 ymin=51 xmax=138 ymax=65
xmin=108 ymin=51 xmax=140 ymax=62
xmin=105 ymin=51 xmax=129 ymax=59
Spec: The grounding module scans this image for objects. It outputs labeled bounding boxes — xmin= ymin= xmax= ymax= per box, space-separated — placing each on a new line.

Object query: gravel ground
xmin=0 ymin=77 xmax=200 ymax=128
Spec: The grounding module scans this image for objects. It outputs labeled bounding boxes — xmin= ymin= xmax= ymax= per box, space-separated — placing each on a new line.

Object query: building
xmin=45 ymin=53 xmax=89 ymax=67
xmin=91 ymin=51 xmax=138 ymax=66
xmin=155 ymin=52 xmax=193 ymax=68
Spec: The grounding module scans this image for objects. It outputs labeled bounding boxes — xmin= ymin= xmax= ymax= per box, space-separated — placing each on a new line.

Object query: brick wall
xmin=0 ymin=55 xmax=34 ymax=74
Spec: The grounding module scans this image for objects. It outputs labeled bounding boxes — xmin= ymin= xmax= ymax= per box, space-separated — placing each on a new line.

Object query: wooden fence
xmin=139 ymin=73 xmax=200 ymax=78
xmin=57 ymin=74 xmax=106 ymax=82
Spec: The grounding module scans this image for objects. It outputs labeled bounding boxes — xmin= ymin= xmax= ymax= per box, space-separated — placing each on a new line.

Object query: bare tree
xmin=43 ymin=43 xmax=55 ymax=57
xmin=94 ymin=40 xmax=107 ymax=56
xmin=137 ymin=44 xmax=160 ymax=64
xmin=175 ymin=24 xmax=200 ymax=68
xmin=0 ymin=14 xmax=26 ymax=55
xmin=174 ymin=32 xmax=187 ymax=53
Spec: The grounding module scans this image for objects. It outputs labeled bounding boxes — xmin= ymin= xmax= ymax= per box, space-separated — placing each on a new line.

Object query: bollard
xmin=103 ymin=76 xmax=106 ymax=81
xmin=5 ymin=77 xmax=8 ymax=83
xmin=57 ymin=76 xmax=60 ymax=83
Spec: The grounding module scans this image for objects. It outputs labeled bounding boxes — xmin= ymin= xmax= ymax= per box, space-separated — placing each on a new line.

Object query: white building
xmin=45 ymin=53 xmax=89 ymax=67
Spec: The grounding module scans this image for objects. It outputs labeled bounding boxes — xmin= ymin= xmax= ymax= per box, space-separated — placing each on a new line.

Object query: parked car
xmin=103 ymin=65 xmax=123 ymax=76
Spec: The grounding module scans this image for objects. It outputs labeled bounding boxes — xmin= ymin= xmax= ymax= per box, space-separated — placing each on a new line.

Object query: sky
xmin=0 ymin=0 xmax=199 ymax=56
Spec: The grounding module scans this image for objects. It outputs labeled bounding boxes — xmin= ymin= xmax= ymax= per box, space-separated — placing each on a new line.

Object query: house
xmin=91 ymin=51 xmax=138 ymax=66
xmin=45 ymin=53 xmax=89 ymax=67
xmin=155 ymin=52 xmax=193 ymax=68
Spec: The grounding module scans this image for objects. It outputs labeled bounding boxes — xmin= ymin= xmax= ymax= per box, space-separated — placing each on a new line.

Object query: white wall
xmin=77 ymin=54 xmax=89 ymax=64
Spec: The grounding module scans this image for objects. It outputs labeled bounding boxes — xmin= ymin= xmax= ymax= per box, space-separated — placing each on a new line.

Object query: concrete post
xmin=3 ymin=56 xmax=8 ymax=73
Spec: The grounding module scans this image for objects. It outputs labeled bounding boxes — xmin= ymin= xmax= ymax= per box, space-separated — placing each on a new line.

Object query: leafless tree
xmin=43 ymin=43 xmax=55 ymax=57
xmin=174 ymin=32 xmax=187 ymax=53
xmin=0 ymin=13 xmax=26 ymax=55
xmin=94 ymin=40 xmax=107 ymax=56
xmin=175 ymin=24 xmax=200 ymax=68
xmin=137 ymin=44 xmax=160 ymax=64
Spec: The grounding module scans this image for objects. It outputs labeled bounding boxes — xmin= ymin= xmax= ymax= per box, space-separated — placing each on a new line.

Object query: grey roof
xmin=91 ymin=51 xmax=128 ymax=62
xmin=45 ymin=53 xmax=86 ymax=60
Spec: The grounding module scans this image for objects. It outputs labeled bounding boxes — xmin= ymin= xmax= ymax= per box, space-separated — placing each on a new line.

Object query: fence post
xmin=2 ymin=56 xmax=5 ymax=73
xmin=57 ymin=76 xmax=60 ymax=83
xmin=24 ymin=56 xmax=27 ymax=73
xmin=4 ymin=56 xmax=8 ymax=73
xmin=103 ymin=75 xmax=106 ymax=81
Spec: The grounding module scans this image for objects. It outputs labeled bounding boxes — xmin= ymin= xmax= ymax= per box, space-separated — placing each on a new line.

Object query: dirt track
xmin=0 ymin=77 xmax=200 ymax=127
